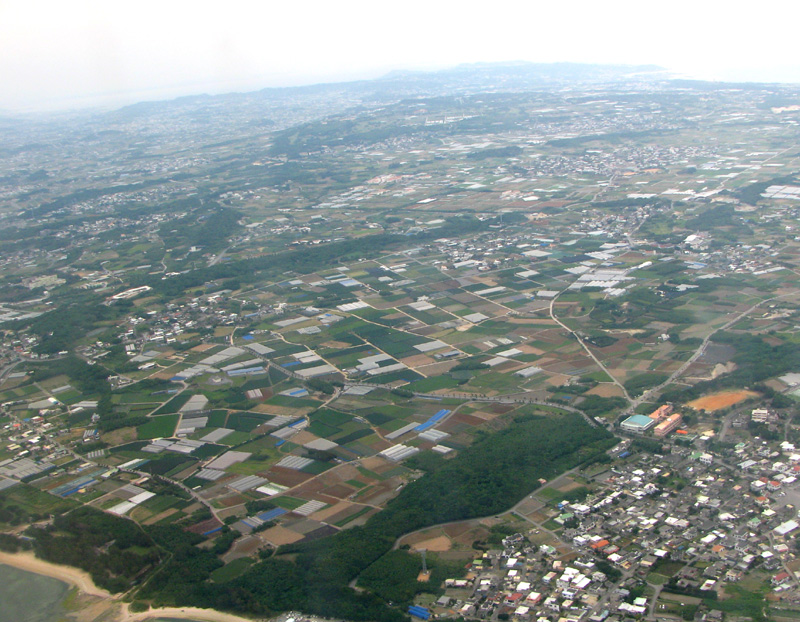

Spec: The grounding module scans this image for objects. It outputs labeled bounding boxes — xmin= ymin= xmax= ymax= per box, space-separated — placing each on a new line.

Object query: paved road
xmin=622 ymin=292 xmax=795 ymax=416
xmin=391 ymin=465 xmax=583 ymax=550
xmin=119 ymin=467 xmax=225 ymax=521
xmin=208 ymin=245 xmax=232 ymax=267
xmin=548 ymin=290 xmax=632 ymax=402
xmin=343 ymin=381 xmax=600 ymax=428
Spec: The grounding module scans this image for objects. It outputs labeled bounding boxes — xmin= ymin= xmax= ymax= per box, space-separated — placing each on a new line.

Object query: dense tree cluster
xmin=358 ymin=549 xmax=466 ymax=604
xmin=30 ymin=355 xmax=110 ymax=394
xmin=22 ymin=412 xmax=612 ymax=620
xmin=29 ymin=506 xmax=162 ymax=593
xmin=0 ymin=533 xmax=31 ymax=552
xmin=577 ymin=395 xmax=627 ymax=417
xmin=662 ymin=331 xmax=800 ymax=403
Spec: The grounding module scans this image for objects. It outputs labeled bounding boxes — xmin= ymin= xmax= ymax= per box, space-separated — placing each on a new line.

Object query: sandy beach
xmin=0 ymin=550 xmax=112 ymax=598
xmin=121 ymin=604 xmax=266 ymax=622
xmin=0 ymin=550 xmax=265 ymax=622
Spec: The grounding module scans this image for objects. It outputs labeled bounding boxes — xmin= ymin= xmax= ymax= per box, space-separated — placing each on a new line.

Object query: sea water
xmin=0 ymin=563 xmax=70 ymax=622
xmin=0 ymin=563 xmax=207 ymax=622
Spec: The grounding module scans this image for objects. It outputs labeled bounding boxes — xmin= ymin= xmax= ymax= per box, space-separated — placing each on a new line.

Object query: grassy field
xmin=137 ymin=414 xmax=179 ymax=440
xmin=334 ymin=505 xmax=372 ymax=526
xmin=535 ymin=486 xmax=562 ymax=502
xmin=151 ymin=393 xmax=193 ymax=415
xmin=227 ymin=458 xmax=275 ymax=476
xmin=647 ymin=572 xmax=670 ymax=585
xmin=219 ymin=431 xmax=252 ymax=446
xmin=0 ymin=483 xmax=78 ymax=526
xmin=311 ymin=408 xmax=352 ymax=427
xmin=112 ymin=392 xmax=165 ymax=405
xmin=227 ymin=412 xmax=272 ymax=433
xmin=272 ymin=496 xmax=308 ymax=510
xmin=210 ymin=557 xmax=253 ymax=583
xmin=410 ymin=375 xmax=461 ymax=392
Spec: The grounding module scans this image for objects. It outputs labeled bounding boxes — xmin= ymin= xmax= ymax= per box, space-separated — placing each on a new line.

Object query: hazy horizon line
xmin=4 ymin=60 xmax=800 ymax=119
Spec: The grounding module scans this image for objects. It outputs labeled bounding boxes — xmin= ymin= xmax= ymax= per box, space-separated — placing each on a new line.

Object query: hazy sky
xmin=2 ymin=0 xmax=799 ymax=113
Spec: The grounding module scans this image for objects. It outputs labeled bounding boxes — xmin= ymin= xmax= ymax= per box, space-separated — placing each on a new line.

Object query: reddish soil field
xmin=357 ymin=481 xmax=402 ymax=506
xmin=324 ymin=504 xmax=375 ymax=525
xmin=586 ymin=384 xmax=624 ymax=398
xmin=324 ymin=484 xmax=356 ymax=499
xmin=415 ymin=535 xmax=452 ymax=551
xmin=688 ymin=390 xmax=759 ymax=412
xmin=486 ymin=403 xmax=515 ymax=415
xmin=401 ymin=353 xmax=436 ymax=367
xmin=190 ymin=344 xmax=217 ymax=352
xmin=448 ymin=412 xmax=486 ymax=426
xmin=443 ymin=523 xmax=472 ymax=539
xmin=266 ymin=467 xmax=314 ymax=487
xmin=217 ymin=494 xmax=248 ymax=508
xmin=187 ymin=517 xmax=223 ymax=534
xmin=430 ymin=280 xmax=462 ymax=291
xmin=261 ymin=525 xmax=305 ymax=546
xmin=361 ymin=456 xmax=395 ymax=473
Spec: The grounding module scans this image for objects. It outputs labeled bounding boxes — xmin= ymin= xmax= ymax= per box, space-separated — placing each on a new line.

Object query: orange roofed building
xmin=649 ymin=405 xmax=673 ymax=421
xmin=654 ymin=413 xmax=683 ymax=437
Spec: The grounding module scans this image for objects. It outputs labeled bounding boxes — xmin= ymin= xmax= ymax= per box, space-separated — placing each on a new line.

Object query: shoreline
xmin=0 ymin=551 xmax=265 ymax=622
xmin=0 ymin=550 xmax=112 ymax=598
xmin=121 ymin=604 xmax=268 ymax=622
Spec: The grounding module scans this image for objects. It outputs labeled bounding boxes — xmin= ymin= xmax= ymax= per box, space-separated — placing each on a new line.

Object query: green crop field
xmin=137 ymin=414 xmax=179 ymax=439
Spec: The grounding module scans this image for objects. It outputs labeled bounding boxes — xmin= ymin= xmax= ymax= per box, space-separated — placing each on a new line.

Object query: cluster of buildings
xmin=620 ymin=405 xmax=683 ymax=438
xmin=427 ymin=436 xmax=800 ymax=622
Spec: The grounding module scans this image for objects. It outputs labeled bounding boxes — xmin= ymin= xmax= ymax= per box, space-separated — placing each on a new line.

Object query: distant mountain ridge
xmin=102 ymin=61 xmax=670 ymax=126
xmin=5 ymin=62 xmax=797 ymax=123
xmin=380 ymin=60 xmax=666 ymax=81
xmin=113 ymin=62 xmax=667 ymax=113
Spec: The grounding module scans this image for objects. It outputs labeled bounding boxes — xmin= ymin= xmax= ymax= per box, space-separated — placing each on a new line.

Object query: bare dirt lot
xmin=688 ymin=390 xmax=759 ymax=412
xmin=414 ymin=535 xmax=452 ymax=551
xmin=260 ymin=525 xmax=305 ymax=546
xmin=586 ymin=383 xmax=624 ymax=397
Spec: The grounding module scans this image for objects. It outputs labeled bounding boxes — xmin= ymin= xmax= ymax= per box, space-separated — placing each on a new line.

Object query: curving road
xmin=549 ymin=290 xmax=632 ymax=402
xmin=621 ymin=292 xmax=796 ymax=416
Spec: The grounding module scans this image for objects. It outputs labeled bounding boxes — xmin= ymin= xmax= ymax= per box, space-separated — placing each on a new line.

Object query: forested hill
xmin=17 ymin=411 xmax=613 ymax=621
xmin=144 ymin=411 xmax=613 ymax=619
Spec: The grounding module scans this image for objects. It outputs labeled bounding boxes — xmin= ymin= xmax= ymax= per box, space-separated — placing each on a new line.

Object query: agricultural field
xmin=3 ymin=65 xmax=800 ymax=621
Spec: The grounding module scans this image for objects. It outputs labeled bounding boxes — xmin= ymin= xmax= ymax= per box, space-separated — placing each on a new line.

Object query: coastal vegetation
xmin=16 ymin=412 xmax=613 ymax=619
